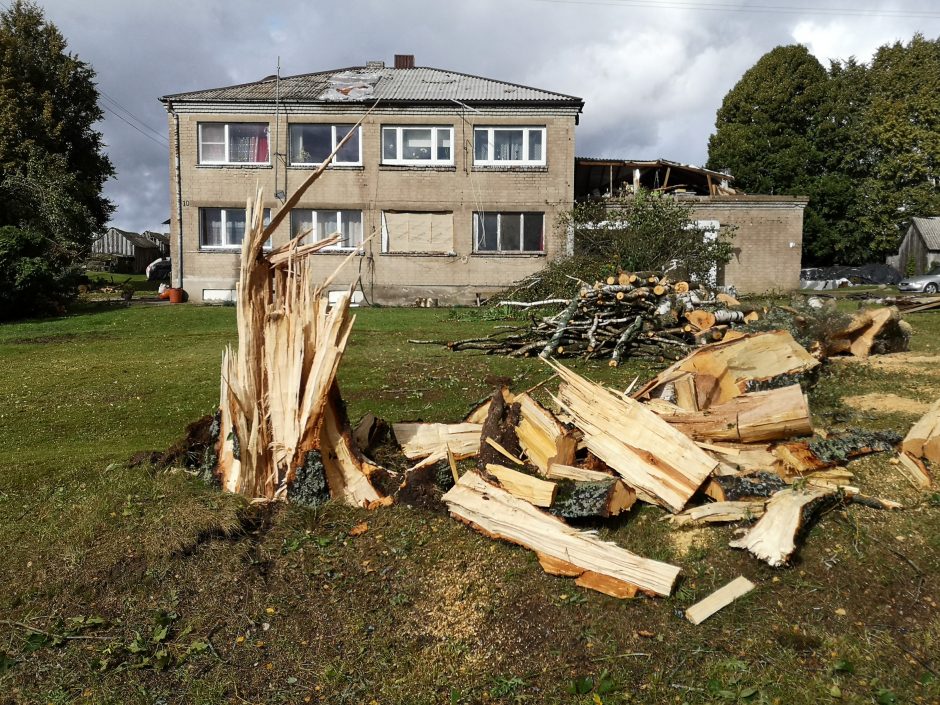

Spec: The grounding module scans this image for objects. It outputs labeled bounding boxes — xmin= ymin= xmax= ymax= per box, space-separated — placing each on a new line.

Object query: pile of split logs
xmin=429 ymin=272 xmax=909 ymax=365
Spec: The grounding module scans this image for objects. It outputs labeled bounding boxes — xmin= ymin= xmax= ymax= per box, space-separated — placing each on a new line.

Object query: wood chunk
xmin=537 ymin=552 xmax=583 ymax=577
xmin=485 ymin=463 xmax=557 ymax=507
xmin=478 ymin=387 xmax=524 ymax=469
xmin=902 ymin=398 xmax=940 ymax=466
xmin=443 ymin=471 xmax=681 ymax=596
xmin=668 ymin=501 xmax=767 ymax=526
xmin=547 ymin=360 xmax=718 ymax=513
xmin=686 ymin=309 xmax=717 ymax=331
xmin=545 ymin=463 xmax=615 ymax=482
xmin=514 ymin=393 xmax=578 ymax=474
xmin=486 ymin=437 xmax=524 ymax=465
xmin=685 ymin=576 xmax=755 ymax=625
xmin=704 ymin=471 xmax=788 ymax=502
xmin=634 ymin=331 xmax=819 ymax=409
xmin=657 ymin=385 xmax=812 ymax=443
xmin=774 ymin=431 xmax=900 ymax=473
xmin=575 ymin=572 xmax=640 ymax=599
xmin=550 ymin=477 xmax=637 ymax=519
xmin=393 ymin=422 xmax=482 ymax=460
xmin=897 ymin=451 xmax=933 ymax=489
xmin=716 ymin=292 xmax=741 ymax=307
xmin=729 ymin=486 xmax=840 ymax=567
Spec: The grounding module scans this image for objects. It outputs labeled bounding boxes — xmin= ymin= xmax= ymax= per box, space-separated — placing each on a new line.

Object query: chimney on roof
xmin=394 ymin=54 xmax=415 ymax=69
xmin=366 ymin=60 xmax=385 ymax=70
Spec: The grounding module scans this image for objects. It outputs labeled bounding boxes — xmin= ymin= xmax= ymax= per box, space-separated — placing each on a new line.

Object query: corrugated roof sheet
xmin=913 ymin=216 xmax=940 ymax=250
xmin=162 ymin=66 xmax=582 ymax=106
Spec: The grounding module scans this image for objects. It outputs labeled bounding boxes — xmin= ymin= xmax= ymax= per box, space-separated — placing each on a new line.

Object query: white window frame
xmin=199 ymin=207 xmax=271 ymax=250
xmin=290 ymin=209 xmax=364 ymax=251
xmin=381 ymin=126 xmax=454 ymax=166
xmin=288 ymin=124 xmax=362 ymax=166
xmin=472 ymin=212 xmax=545 ymax=253
xmin=473 ymin=126 xmax=546 ymax=166
xmin=198 ymin=123 xmax=270 ymax=165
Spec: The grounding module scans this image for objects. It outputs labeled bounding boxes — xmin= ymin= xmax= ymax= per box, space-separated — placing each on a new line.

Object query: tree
xmin=707 ymin=45 xmax=828 ymax=197
xmin=0 ymin=0 xmax=112 ymax=318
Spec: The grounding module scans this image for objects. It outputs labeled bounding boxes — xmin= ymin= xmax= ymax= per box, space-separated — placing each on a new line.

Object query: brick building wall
xmin=690 ymin=196 xmax=807 ymax=293
xmin=167 ymin=107 xmax=578 ymax=303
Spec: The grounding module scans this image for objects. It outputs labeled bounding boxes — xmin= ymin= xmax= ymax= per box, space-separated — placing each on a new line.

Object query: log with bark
xmin=774 ymin=430 xmax=901 ymax=475
xmin=902 ymin=397 xmax=940 ymax=468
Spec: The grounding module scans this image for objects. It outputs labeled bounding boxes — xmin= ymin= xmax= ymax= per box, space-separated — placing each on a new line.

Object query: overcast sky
xmin=30 ymin=0 xmax=940 ymax=233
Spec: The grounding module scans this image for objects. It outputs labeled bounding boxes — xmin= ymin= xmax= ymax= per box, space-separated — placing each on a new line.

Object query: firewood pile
xmin=427 ymin=272 xmax=910 ymax=365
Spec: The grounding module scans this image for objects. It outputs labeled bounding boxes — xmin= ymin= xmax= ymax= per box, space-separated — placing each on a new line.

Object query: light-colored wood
xmin=729 ymin=486 xmax=837 ymax=567
xmin=634 ymin=331 xmax=819 ymax=410
xmin=447 ymin=447 xmax=459 ymax=485
xmin=443 ymin=471 xmax=681 ymax=596
xmin=514 ymin=393 xmax=578 ymax=474
xmin=656 ymin=385 xmax=812 ymax=443
xmin=575 ymin=571 xmax=640 ymax=599
xmin=667 ymin=500 xmax=767 ymax=526
xmin=319 ymin=388 xmax=384 ymax=507
xmin=546 ymin=463 xmax=614 ymax=482
xmin=897 ymin=451 xmax=933 ymax=489
xmin=393 ymin=422 xmax=482 ymax=460
xmin=903 ymin=398 xmax=940 ymax=466
xmin=685 ymin=576 xmax=755 ymax=625
xmin=485 ymin=463 xmax=557 ymax=507
xmin=686 ymin=309 xmax=717 ymax=331
xmin=716 ymin=292 xmax=740 ymax=307
xmin=547 ymin=359 xmax=718 ymax=513
xmin=674 ymin=281 xmax=690 ymax=293
xmin=537 ymin=552 xmax=583 ymax=576
xmin=485 ymin=437 xmax=525 ymax=465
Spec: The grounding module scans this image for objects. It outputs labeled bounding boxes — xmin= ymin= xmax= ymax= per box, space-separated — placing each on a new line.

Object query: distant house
xmin=91 ymin=227 xmax=166 ymax=274
xmin=890 ymin=217 xmax=940 ymax=275
xmin=574 ymin=158 xmax=808 ymax=292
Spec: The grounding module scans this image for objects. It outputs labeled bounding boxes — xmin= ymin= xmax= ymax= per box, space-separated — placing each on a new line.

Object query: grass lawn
xmin=1 ymin=300 xmax=940 ymax=704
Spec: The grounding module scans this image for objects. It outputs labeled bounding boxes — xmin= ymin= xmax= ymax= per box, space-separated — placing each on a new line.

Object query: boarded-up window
xmin=383 ymin=212 xmax=453 ymax=253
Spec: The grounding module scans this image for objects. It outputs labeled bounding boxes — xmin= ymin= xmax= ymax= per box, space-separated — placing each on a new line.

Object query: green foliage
xmin=0 ymin=1 xmax=113 ymax=319
xmin=709 ymin=36 xmax=940 ymax=266
xmin=501 ymin=189 xmax=734 ymax=303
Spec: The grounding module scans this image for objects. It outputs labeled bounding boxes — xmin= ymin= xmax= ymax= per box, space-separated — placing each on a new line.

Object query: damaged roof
xmin=161 ymin=65 xmax=583 ymax=107
xmin=912 ymin=217 xmax=940 ymax=250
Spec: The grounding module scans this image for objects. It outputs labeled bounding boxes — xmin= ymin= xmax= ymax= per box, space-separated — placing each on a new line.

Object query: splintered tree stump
xmin=478 ymin=386 xmax=524 ymax=470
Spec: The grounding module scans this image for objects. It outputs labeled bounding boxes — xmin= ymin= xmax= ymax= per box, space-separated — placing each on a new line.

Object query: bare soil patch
xmin=843 ymin=392 xmax=931 ymax=415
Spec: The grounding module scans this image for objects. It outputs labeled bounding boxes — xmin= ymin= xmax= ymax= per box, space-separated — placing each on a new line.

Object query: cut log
xmin=547 ymin=360 xmax=719 ymax=512
xmin=634 ymin=330 xmax=819 ymax=409
xmin=485 ymin=463 xmax=557 ymax=507
xmin=685 ymin=576 xmax=755 ymax=625
xmin=716 ymin=292 xmax=740 ymax=307
xmin=656 ymin=385 xmax=812 ymax=443
xmin=703 ymin=471 xmax=788 ymax=502
xmin=549 ymin=476 xmax=637 ymax=519
xmin=393 ymin=422 xmax=482 ymax=462
xmin=444 ymin=471 xmax=680 ymax=596
xmin=774 ymin=430 xmax=901 ymax=474
xmin=686 ymin=309 xmax=717 ymax=331
xmin=667 ymin=500 xmax=767 ymax=526
xmin=896 ymin=451 xmax=933 ymax=489
xmin=514 ymin=393 xmax=578 ymax=474
xmin=902 ymin=398 xmax=940 ymax=465
xmin=729 ymin=486 xmax=841 ymax=567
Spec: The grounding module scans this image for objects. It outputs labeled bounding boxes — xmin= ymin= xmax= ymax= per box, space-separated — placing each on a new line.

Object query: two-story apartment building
xmin=160 ymin=56 xmax=584 ymax=304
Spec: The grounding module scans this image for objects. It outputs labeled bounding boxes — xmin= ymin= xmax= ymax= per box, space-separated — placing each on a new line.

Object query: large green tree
xmin=708 ymin=37 xmax=940 ymax=266
xmin=0 ymin=0 xmax=112 ymax=318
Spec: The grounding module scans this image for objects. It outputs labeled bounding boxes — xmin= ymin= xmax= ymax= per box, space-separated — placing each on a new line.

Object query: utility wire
xmin=531 ymin=0 xmax=940 ymax=19
xmin=101 ymin=104 xmax=169 ymax=148
xmin=98 ymin=89 xmax=168 ymax=143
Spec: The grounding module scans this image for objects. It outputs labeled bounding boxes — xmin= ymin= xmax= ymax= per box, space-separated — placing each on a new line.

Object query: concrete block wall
xmin=167 ymin=107 xmax=578 ymax=303
xmin=690 ymin=196 xmax=807 ymax=293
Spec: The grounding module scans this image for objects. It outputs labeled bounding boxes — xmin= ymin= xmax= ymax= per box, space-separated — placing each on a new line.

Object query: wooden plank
xmin=667 ymin=500 xmax=766 ymax=526
xmin=545 ymin=463 xmax=614 ymax=482
xmin=485 ymin=463 xmax=557 ymax=507
xmin=547 ymin=360 xmax=718 ymax=513
xmin=685 ymin=577 xmax=755 ymax=625
xmin=443 ymin=471 xmax=681 ymax=597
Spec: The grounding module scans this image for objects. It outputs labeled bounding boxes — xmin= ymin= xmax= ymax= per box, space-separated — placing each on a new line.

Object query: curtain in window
xmin=340 ymin=211 xmax=362 ymax=248
xmin=202 ymin=209 xmax=223 ymax=247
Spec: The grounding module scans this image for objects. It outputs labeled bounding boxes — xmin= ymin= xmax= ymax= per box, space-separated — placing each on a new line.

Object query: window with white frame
xmin=473 ymin=212 xmax=544 ymax=253
xmin=381 ymin=126 xmax=453 ymax=165
xmin=473 ymin=126 xmax=546 ymax=165
xmin=198 ymin=123 xmax=270 ymax=164
xmin=200 ymin=207 xmax=271 ymax=249
xmin=289 ymin=209 xmax=363 ymax=250
xmin=289 ymin=124 xmax=361 ymax=165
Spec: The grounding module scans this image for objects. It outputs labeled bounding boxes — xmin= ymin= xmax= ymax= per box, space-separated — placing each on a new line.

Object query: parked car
xmin=897 ymin=263 xmax=940 ymax=293
xmin=145 ymin=257 xmax=171 ymax=282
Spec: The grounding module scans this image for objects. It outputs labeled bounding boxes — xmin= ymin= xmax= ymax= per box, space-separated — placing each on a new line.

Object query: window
xmin=382 ymin=212 xmax=453 ymax=253
xmin=473 ymin=212 xmax=544 ymax=252
xmin=290 ymin=209 xmax=363 ymax=250
xmin=473 ymin=127 xmax=546 ymax=165
xmin=200 ymin=207 xmax=270 ymax=249
xmin=289 ymin=124 xmax=361 ymax=165
xmin=198 ymin=123 xmax=270 ymax=164
xmin=381 ymin=126 xmax=453 ymax=165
